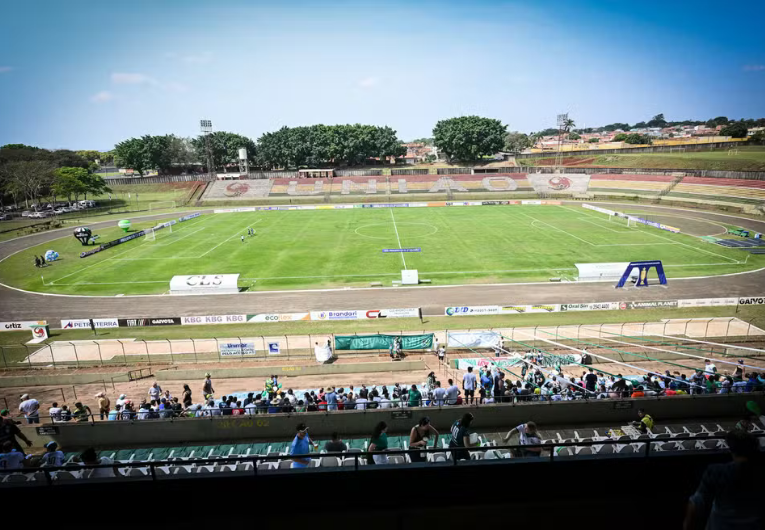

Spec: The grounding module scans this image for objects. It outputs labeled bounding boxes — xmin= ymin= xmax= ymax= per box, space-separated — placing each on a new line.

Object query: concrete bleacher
xmin=3 ymin=419 xmax=762 ymax=485
xmin=670 ymin=177 xmax=765 ymax=202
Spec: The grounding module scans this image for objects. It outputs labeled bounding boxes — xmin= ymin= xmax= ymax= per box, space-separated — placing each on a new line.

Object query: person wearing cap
xmin=0 ymin=413 xmax=32 ymax=455
xmin=325 ymin=387 xmax=338 ymax=411
xmin=116 ymin=394 xmax=127 ymax=408
xmin=290 ymin=423 xmax=313 ymax=468
xmin=40 ymin=441 xmax=65 ymax=467
xmin=408 ymin=417 xmax=439 ymax=463
xmin=95 ymin=392 xmax=110 ymax=421
xmin=203 ymin=373 xmax=214 ymax=400
xmin=18 ymin=394 xmax=40 ymax=424
xmin=73 ymin=402 xmax=92 ymax=422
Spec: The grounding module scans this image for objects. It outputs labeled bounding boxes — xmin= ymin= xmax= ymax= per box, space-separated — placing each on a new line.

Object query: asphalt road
xmin=1 ymin=202 xmax=764 ymax=324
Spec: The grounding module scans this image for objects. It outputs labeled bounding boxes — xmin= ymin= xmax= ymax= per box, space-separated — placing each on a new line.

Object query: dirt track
xmin=1 ymin=202 xmax=764 ymax=323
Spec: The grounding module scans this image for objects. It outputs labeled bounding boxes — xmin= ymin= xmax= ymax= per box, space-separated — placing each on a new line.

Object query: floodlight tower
xmin=200 ymin=119 xmax=214 ymax=179
xmin=555 ymin=113 xmax=568 ymax=169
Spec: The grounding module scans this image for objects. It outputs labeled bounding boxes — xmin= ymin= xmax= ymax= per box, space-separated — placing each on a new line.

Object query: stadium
xmin=2 ymin=2 xmax=765 ymax=528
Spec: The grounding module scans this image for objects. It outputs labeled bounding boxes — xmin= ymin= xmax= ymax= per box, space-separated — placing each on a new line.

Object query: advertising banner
xmin=583 ymin=203 xmax=617 ymax=216
xmin=214 ymin=208 xmax=256 ymax=213
xmin=560 ymin=302 xmax=621 ymax=312
xmin=219 ymin=342 xmax=257 ymax=356
xmin=677 ymin=298 xmax=739 ymax=308
xmin=178 ymin=212 xmax=202 ymax=222
xmin=0 ymin=321 xmax=47 ymax=332
xmin=310 ymin=308 xmax=420 ymax=320
xmin=334 ymin=334 xmax=433 ymax=351
xmin=738 ymin=297 xmax=765 ymax=305
xmin=500 ymin=304 xmax=559 ymax=314
xmin=169 ymin=274 xmax=240 ymax=295
xmin=382 ymin=248 xmax=421 ymax=253
xmin=456 ymin=353 xmax=582 ymax=371
xmin=444 ymin=306 xmax=501 ymax=316
xmin=268 ymin=342 xmax=281 ymax=355
xmin=246 ymin=313 xmax=311 ymax=323
xmin=447 ymin=332 xmax=501 ymax=349
xmin=181 ymin=315 xmax=247 ymax=325
xmin=625 ymin=300 xmax=678 ymax=310
xmin=61 ymin=318 xmax=119 ymax=329
xmin=118 ymin=318 xmax=182 ymax=327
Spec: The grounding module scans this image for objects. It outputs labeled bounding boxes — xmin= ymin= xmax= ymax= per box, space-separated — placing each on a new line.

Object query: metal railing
xmin=2 ymin=431 xmax=761 ymax=486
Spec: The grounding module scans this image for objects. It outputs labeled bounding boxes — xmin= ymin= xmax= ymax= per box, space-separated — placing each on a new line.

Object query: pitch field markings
xmin=197 ymin=219 xmax=262 ymax=258
xmin=389 ymin=208 xmax=407 ymax=268
xmin=354 ymin=222 xmax=439 ymax=240
xmin=570 ymin=205 xmax=742 ymax=263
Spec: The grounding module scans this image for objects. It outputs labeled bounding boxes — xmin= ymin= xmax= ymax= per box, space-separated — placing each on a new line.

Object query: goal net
xmin=144 ymin=228 xmax=156 ymax=242
xmin=149 ymin=201 xmax=176 ymax=211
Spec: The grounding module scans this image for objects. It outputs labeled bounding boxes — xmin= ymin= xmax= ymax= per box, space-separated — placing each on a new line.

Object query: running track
xmin=1 ymin=202 xmax=764 ymax=324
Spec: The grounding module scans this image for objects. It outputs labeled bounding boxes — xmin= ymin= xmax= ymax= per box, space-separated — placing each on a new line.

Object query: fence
xmin=2 ymin=319 xmax=763 ymax=369
xmin=515 ymin=140 xmax=750 ymax=158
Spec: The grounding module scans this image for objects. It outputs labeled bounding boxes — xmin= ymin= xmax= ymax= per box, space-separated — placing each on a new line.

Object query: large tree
xmin=503 ymin=131 xmax=531 ymax=153
xmin=114 ymin=137 xmax=149 ymax=176
xmin=720 ymin=122 xmax=748 ymax=138
xmin=0 ymin=160 xmax=54 ymax=207
xmin=191 ymin=131 xmax=257 ymax=172
xmin=432 ymin=116 xmax=506 ymax=162
xmin=647 ymin=113 xmax=667 ymax=127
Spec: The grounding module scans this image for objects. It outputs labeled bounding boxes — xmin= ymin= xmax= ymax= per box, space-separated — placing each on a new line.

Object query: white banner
xmin=500 ymin=304 xmax=560 ymax=314
xmin=247 ymin=313 xmax=311 ymax=323
xmin=61 ymin=318 xmax=119 ymax=329
xmin=310 ymin=308 xmax=420 ymax=320
xmin=678 ymin=298 xmax=739 ymax=308
xmin=0 ymin=321 xmax=47 ymax=332
xmin=456 ymin=353 xmax=582 ymax=371
xmin=583 ymin=203 xmax=617 ymax=216
xmin=444 ymin=306 xmax=501 ymax=316
xmin=170 ymin=274 xmax=240 ymax=295
xmin=448 ymin=332 xmax=501 ymax=349
xmin=738 ymin=297 xmax=765 ymax=305
xmin=214 ymin=208 xmax=256 ymax=213
xmin=181 ymin=315 xmax=247 ymax=325
xmin=219 ymin=342 xmax=257 ymax=356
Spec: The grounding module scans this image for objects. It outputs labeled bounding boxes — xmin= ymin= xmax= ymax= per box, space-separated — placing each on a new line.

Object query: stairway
xmin=658 ymin=175 xmax=685 ymax=197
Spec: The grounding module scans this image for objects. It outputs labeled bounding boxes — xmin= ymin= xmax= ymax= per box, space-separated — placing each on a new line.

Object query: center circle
xmin=354 ymin=222 xmax=439 ymax=240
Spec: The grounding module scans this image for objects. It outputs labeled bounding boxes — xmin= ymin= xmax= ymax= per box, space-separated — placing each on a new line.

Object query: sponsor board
xmin=61 ymin=318 xmax=119 ymax=329
xmin=118 ymin=318 xmax=182 ymax=327
xmin=181 ymin=315 xmax=247 ymax=325
xmin=560 ymin=302 xmax=620 ymax=311
xmin=268 ymin=342 xmax=281 ymax=355
xmin=481 ymin=200 xmax=510 ymax=206
xmin=382 ymin=248 xmax=421 ymax=253
xmin=738 ymin=297 xmax=765 ymax=305
xmin=214 ymin=208 xmax=256 ymax=213
xmin=456 ymin=353 xmax=582 ymax=371
xmin=499 ymin=305 xmax=559 ymax=314
xmin=219 ymin=342 xmax=257 ymax=356
xmin=246 ymin=313 xmax=311 ymax=323
xmin=169 ymin=274 xmax=240 ymax=295
xmin=521 ymin=200 xmax=542 ymax=205
xmin=444 ymin=306 xmax=501 ymax=316
xmin=310 ymin=308 xmax=420 ymax=320
xmin=677 ymin=298 xmax=739 ymax=308
xmin=583 ymin=203 xmax=617 ymax=216
xmin=79 ymin=247 xmax=104 ymax=258
xmin=178 ymin=212 xmax=202 ymax=222
xmin=448 ymin=332 xmax=501 ymax=349
xmin=0 ymin=321 xmax=47 ymax=332
xmin=625 ymin=300 xmax=678 ymax=310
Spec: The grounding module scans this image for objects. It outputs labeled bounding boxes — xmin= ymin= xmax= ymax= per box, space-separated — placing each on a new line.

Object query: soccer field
xmin=1 ymin=205 xmax=761 ymax=296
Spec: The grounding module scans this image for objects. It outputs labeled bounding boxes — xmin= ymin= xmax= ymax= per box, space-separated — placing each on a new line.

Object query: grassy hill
xmin=519 ymin=146 xmax=765 ymax=172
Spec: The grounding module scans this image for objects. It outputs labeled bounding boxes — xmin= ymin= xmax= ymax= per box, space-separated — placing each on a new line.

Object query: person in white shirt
xmin=445 ymin=379 xmax=460 ymax=405
xmin=432 ymin=381 xmax=447 ymax=406
xmin=704 ymin=360 xmax=717 ymax=377
xmin=431 ymin=335 xmax=439 ymax=353
xmin=48 ymin=402 xmax=63 ymax=422
xmin=116 ymin=394 xmax=127 ymax=408
xmin=79 ymin=448 xmax=115 ymax=478
xmin=204 ymin=400 xmax=221 ymax=416
xmin=244 ymin=401 xmax=257 ymax=415
xmin=18 ymin=394 xmax=40 ymax=424
xmin=462 ymin=367 xmax=477 ymax=405
xmin=148 ymin=382 xmax=162 ymax=401
xmin=356 ymin=397 xmax=368 ymax=410
xmin=379 ymin=396 xmax=392 ymax=409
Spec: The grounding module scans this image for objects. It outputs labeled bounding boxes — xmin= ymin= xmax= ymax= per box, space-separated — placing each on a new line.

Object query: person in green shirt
xmin=369 ymin=421 xmax=389 ymax=464
xmin=408 ymin=385 xmax=422 ymax=407
xmin=72 ymin=402 xmax=92 ymax=422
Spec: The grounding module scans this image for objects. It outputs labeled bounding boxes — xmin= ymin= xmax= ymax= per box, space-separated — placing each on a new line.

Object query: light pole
xmin=200 ymin=119 xmax=214 ymax=179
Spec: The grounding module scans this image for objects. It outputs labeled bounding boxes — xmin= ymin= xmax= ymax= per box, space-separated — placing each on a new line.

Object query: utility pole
xmin=200 ymin=119 xmax=214 ymax=179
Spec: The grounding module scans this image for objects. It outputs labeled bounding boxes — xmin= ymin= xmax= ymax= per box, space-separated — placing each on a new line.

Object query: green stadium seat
xmin=114 ymin=449 xmax=134 ymax=461
xmin=208 ymin=444 xmax=235 ymax=458
xmin=248 ymin=443 xmax=269 ymax=455
xmin=65 ymin=451 xmax=82 ymax=463
xmin=130 ymin=448 xmax=151 ymax=462
xmin=348 ymin=438 xmax=367 ymax=451
xmin=149 ymin=448 xmax=172 ymax=461
xmin=231 ymin=443 xmax=252 ymax=456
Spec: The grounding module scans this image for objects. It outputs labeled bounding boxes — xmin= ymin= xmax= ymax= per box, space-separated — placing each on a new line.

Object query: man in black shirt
xmin=584 ymin=368 xmax=598 ymax=394
xmin=493 ymin=372 xmax=505 ymax=403
xmin=0 ymin=414 xmax=33 ymax=455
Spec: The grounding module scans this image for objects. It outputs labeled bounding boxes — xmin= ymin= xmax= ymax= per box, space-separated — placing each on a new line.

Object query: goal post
xmin=144 ymin=228 xmax=155 ymax=242
xmin=149 ymin=201 xmax=176 ymax=211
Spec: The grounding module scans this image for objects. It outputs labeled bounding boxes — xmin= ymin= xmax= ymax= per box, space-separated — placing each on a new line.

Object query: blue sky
xmin=1 ymin=0 xmax=763 ymax=150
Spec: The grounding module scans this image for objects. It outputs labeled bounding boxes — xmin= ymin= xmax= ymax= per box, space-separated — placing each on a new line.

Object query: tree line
xmin=0 ymin=145 xmax=111 ymax=209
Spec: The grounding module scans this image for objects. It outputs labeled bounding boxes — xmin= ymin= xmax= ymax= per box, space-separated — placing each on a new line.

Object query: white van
xmin=78 ymin=200 xmax=96 ymax=208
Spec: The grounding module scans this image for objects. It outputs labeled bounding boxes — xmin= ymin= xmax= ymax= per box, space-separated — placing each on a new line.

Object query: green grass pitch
xmin=0 ymin=205 xmax=760 ymax=295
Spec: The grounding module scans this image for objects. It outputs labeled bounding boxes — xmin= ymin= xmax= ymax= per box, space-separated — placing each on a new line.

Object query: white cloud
xmin=743 ymin=64 xmax=765 ymax=72
xmin=358 ymin=77 xmax=379 ymax=88
xmin=165 ymin=51 xmax=213 ymax=64
xmin=0 ymin=66 xmax=12 ymax=74
xmin=111 ymin=72 xmax=159 ymax=85
xmin=91 ymin=91 xmax=115 ymax=103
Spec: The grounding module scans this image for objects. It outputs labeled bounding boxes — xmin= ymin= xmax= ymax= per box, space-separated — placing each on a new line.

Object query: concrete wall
xmin=155 ymin=360 xmax=425 ymax=381
xmin=0 ymin=372 xmax=130 ymax=388
xmin=23 ymin=393 xmax=760 ymax=450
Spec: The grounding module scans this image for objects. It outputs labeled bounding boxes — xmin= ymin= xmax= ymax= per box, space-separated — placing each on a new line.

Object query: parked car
xmin=29 ymin=211 xmax=49 ymax=219
xmin=21 ymin=211 xmax=32 ymax=217
xmin=0 ymin=214 xmax=11 ymax=221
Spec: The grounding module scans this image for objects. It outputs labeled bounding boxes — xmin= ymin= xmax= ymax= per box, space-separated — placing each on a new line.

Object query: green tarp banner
xmin=335 ymin=334 xmax=433 ymax=351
